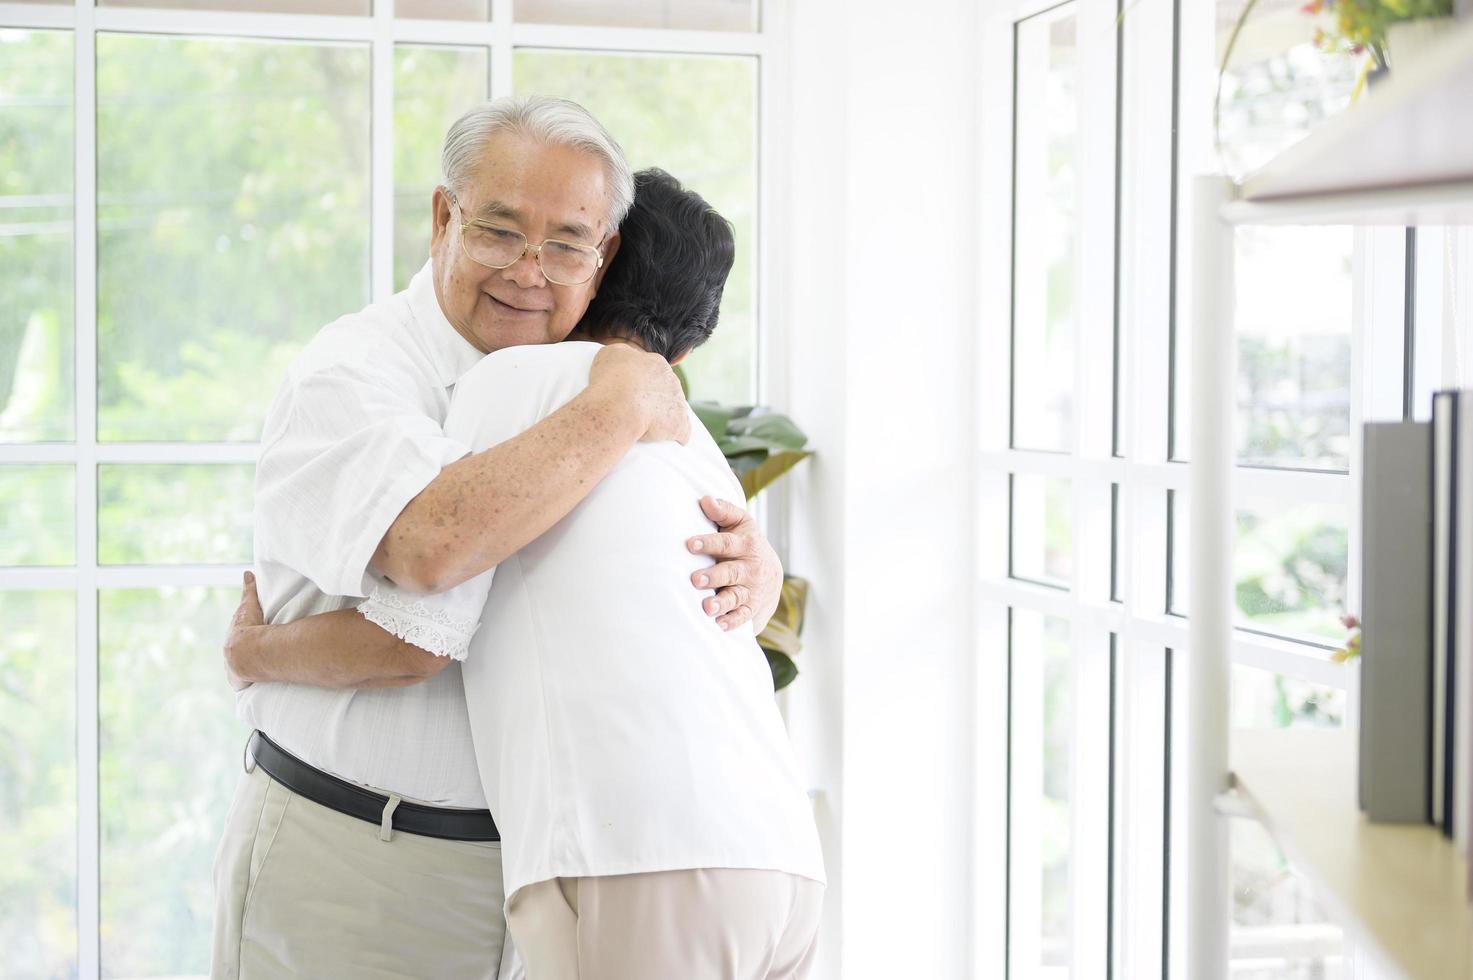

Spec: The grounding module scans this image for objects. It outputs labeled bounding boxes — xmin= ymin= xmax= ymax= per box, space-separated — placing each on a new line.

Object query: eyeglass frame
xmin=445 ymin=189 xmax=608 ymax=287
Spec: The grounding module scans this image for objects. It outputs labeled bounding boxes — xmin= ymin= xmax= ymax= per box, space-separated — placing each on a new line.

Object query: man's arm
xmin=375 ymin=343 xmax=689 ymax=593
xmin=226 ymin=572 xmax=444 ymax=691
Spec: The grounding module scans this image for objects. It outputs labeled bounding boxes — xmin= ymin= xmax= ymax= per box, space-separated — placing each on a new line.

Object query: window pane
xmin=0 ymin=591 xmax=77 ymax=979
xmin=1010 ymin=609 xmax=1073 ymax=974
xmin=1012 ymin=6 xmax=1078 ymax=453
xmin=516 ymin=0 xmax=756 ymax=32
xmin=97 ymin=35 xmax=370 ymax=442
xmin=1171 ymin=491 xmax=1349 ymax=645
xmin=394 ymin=44 xmax=489 ymax=291
xmin=1011 ymin=473 xmax=1072 ymax=588
xmin=102 ymin=0 xmax=370 ymax=13
xmin=100 ymin=587 xmax=243 ymax=978
xmin=99 ymin=464 xmax=253 ymax=565
xmin=399 ymin=0 xmax=490 ymax=17
xmin=1235 ymin=226 xmax=1353 ymax=471
xmin=0 ymin=29 xmax=74 ymax=443
xmin=514 ymin=50 xmax=757 ymax=405
xmin=1232 ymin=664 xmax=1346 ymax=731
xmin=1175 ymin=15 xmax=1358 ymax=461
xmin=0 ymin=465 xmax=74 ymax=566
xmin=1231 ymin=818 xmax=1346 ymax=978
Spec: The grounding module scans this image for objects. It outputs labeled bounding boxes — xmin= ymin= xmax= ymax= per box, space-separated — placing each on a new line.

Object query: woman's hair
xmin=579 ymin=168 xmax=736 ymax=363
xmin=441 ymin=95 xmax=635 ymax=230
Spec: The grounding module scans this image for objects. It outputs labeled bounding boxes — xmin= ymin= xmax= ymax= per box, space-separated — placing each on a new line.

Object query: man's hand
xmin=686 ymin=496 xmax=783 ymax=633
xmin=588 ymin=342 xmax=690 ymax=445
xmin=224 ymin=571 xmax=264 ymax=692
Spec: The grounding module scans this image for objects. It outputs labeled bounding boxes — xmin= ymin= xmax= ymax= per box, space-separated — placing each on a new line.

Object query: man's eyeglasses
xmin=448 ymin=192 xmax=605 ymax=287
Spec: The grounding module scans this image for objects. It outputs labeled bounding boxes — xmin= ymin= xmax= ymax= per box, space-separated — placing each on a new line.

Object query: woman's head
xmin=578 ymin=168 xmax=736 ymax=363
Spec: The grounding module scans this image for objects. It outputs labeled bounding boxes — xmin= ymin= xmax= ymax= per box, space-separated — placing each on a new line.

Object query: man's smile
xmin=486 ymin=292 xmax=549 ymax=317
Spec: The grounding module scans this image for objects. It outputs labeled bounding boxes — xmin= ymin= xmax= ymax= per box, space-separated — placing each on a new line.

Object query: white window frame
xmin=0 ymin=2 xmax=779 ymax=973
xmin=977 ymin=0 xmax=1411 ymax=975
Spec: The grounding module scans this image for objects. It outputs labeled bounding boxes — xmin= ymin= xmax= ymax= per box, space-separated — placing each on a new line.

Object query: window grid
xmin=984 ymin=0 xmax=1410 ymax=974
xmin=0 ymin=2 xmax=772 ymax=973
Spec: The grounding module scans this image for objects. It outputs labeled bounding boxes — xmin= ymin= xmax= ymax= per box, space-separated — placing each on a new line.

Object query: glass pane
xmin=97 ymin=35 xmax=370 ymax=442
xmin=394 ymin=44 xmax=489 ymax=291
xmin=1011 ymin=473 xmax=1072 ymax=588
xmin=516 ymin=0 xmax=755 ymax=32
xmin=1010 ymin=609 xmax=1073 ymax=975
xmin=514 ymin=50 xmax=758 ymax=405
xmin=1235 ymin=226 xmax=1353 ymax=471
xmin=1171 ymin=491 xmax=1350 ymax=645
xmin=1232 ymin=664 xmax=1346 ymax=730
xmin=0 ymin=591 xmax=77 ymax=979
xmin=99 ymin=464 xmax=253 ymax=565
xmin=102 ymin=0 xmax=370 ymax=13
xmin=399 ymin=0 xmax=490 ymax=16
xmin=100 ymin=587 xmax=244 ymax=978
xmin=0 ymin=465 xmax=74 ymax=566
xmin=1012 ymin=6 xmax=1078 ymax=452
xmin=1176 ymin=10 xmax=1359 ymax=461
xmin=1231 ymin=818 xmax=1346 ymax=978
xmin=0 ymin=29 xmax=74 ymax=443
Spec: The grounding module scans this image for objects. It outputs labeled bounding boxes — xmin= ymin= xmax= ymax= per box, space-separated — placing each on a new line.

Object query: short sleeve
xmin=253 ymin=364 xmax=472 ymax=599
xmin=358 ymin=569 xmax=495 ymax=660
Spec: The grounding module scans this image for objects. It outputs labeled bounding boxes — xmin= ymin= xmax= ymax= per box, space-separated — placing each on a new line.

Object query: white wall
xmin=773 ymin=1 xmax=986 ymax=976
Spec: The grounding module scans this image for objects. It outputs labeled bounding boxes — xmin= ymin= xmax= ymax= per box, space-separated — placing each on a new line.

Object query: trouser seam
xmin=240 ymin=778 xmax=292 ymax=933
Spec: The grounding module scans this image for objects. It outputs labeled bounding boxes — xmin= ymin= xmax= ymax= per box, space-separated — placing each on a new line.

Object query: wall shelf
xmin=1230 ymin=728 xmax=1473 ymax=980
xmin=1222 ymin=20 xmax=1473 ymax=227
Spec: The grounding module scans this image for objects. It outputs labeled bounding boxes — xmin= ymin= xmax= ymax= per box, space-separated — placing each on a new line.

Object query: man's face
xmin=429 ymin=131 xmax=619 ymax=354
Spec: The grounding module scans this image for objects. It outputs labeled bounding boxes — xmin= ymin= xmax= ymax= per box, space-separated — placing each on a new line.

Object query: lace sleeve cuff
xmin=358 ymin=586 xmax=481 ymax=661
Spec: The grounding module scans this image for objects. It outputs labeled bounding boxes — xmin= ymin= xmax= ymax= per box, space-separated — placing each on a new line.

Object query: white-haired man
xmin=208 ymin=97 xmax=783 ymax=979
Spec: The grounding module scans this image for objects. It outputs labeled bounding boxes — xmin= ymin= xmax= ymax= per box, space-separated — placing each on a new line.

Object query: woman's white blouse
xmin=359 ymin=341 xmax=826 ymax=900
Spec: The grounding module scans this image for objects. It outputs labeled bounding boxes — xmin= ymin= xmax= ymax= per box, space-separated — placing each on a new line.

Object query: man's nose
xmin=502 ymin=245 xmax=547 ymax=289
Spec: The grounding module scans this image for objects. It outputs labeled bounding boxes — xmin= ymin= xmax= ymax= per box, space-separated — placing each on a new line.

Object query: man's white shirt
xmin=241 ymin=261 xmax=489 ymax=807
xmin=358 ymin=341 xmax=826 ymax=900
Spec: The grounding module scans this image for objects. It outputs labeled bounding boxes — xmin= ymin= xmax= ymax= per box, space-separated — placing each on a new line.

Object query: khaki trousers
xmin=505 ymin=869 xmax=823 ymax=980
xmin=210 ymin=764 xmax=510 ymax=979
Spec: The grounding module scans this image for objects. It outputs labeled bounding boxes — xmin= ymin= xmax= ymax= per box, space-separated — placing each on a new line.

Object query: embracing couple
xmin=208 ymin=96 xmax=824 ymax=980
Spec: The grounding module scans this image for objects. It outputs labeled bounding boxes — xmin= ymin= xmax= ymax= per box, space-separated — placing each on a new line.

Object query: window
xmin=0 ymin=3 xmax=768 ymax=974
xmin=984 ymin=0 xmax=1380 ymax=974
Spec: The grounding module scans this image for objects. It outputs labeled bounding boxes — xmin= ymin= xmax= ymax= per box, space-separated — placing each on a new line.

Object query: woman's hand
xmin=224 ymin=571 xmax=264 ymax=692
xmin=686 ymin=497 xmax=783 ymax=633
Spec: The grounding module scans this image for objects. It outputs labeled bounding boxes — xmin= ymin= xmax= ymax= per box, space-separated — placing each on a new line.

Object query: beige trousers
xmin=505 ymin=869 xmax=824 ymax=980
xmin=210 ymin=764 xmax=510 ymax=979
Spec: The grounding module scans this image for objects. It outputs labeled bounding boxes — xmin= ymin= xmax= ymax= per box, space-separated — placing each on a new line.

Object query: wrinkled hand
xmin=224 ymin=571 xmax=264 ymax=692
xmin=687 ymin=497 xmax=783 ymax=632
xmin=588 ymin=342 xmax=690 ymax=445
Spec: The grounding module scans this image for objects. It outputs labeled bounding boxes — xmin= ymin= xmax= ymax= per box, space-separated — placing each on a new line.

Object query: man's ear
xmin=590 ymin=231 xmax=621 ymax=295
xmin=430 ymin=186 xmax=453 ymax=251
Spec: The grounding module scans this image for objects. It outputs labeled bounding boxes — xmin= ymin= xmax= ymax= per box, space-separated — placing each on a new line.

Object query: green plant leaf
xmin=672 ymin=363 xmax=690 ymax=400
xmin=764 ymin=649 xmax=798 ymax=691
xmin=725 ymin=411 xmax=808 ymax=451
xmin=757 ymin=575 xmax=809 ymax=657
xmin=690 ymin=400 xmax=734 ymax=443
xmin=739 ymin=450 xmax=813 ymax=501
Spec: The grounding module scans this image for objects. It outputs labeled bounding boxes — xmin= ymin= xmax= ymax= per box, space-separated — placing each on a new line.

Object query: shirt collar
xmin=407 ymin=259 xmax=485 ymax=387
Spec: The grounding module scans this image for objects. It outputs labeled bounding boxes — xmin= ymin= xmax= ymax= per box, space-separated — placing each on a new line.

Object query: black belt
xmin=247 ymin=731 xmax=500 ymax=843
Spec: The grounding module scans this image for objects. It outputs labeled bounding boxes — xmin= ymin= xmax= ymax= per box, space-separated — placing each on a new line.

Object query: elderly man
xmin=209 ymin=97 xmax=782 ymax=979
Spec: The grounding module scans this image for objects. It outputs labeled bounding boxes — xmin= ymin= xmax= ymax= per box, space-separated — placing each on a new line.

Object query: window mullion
xmin=74 ymin=1 xmax=101 ymax=975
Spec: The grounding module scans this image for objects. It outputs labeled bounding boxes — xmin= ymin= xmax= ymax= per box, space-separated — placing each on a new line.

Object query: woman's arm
xmin=225 ymin=573 xmax=451 ymax=691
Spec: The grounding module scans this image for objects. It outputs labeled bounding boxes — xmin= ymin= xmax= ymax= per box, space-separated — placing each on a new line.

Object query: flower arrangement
xmin=1332 ymin=612 xmax=1362 ymax=664
xmin=1303 ymin=0 xmax=1453 ymax=70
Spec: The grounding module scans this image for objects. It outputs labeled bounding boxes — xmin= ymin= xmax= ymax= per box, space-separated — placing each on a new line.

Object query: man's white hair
xmin=441 ymin=95 xmax=635 ymax=231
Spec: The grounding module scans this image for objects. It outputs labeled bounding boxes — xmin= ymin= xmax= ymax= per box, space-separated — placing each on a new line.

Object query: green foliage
xmin=692 ymin=401 xmax=812 ymax=503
